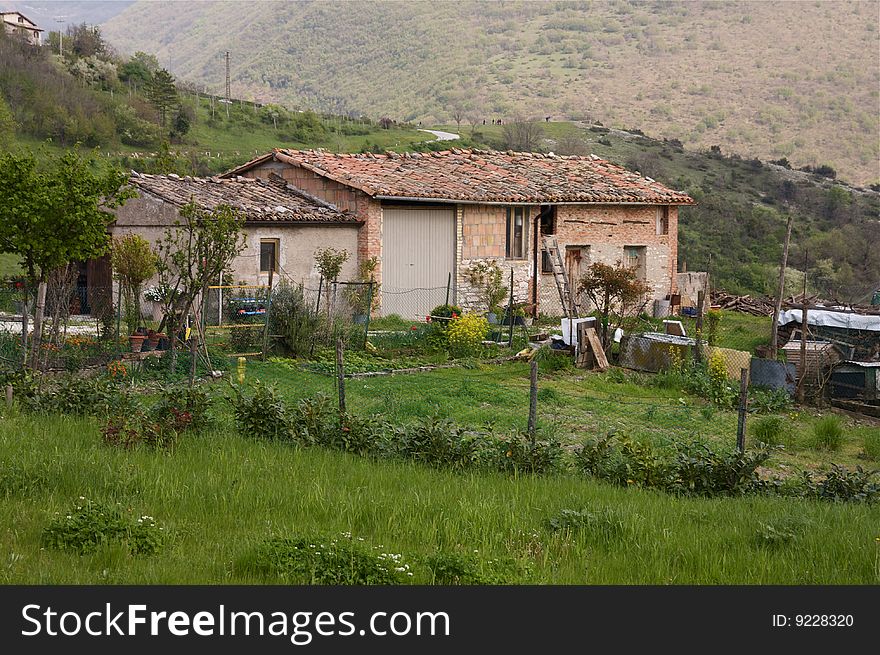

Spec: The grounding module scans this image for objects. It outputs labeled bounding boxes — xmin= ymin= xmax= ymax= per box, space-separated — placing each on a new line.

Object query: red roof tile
xmin=128 ymin=173 xmax=360 ymax=224
xmin=223 ymin=148 xmax=694 ymax=205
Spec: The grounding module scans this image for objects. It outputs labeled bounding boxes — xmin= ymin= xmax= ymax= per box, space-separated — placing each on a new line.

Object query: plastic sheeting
xmin=777 ymin=308 xmax=880 ymax=332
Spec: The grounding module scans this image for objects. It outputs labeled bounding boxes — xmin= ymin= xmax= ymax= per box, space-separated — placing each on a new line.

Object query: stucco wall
xmin=111 ymin=194 xmax=359 ymax=289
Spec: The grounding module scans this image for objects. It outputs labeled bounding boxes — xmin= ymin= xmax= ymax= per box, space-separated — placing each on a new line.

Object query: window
xmin=624 ymin=246 xmax=647 ymax=280
xmin=656 ymin=206 xmax=669 ymax=236
xmin=505 ymin=207 xmax=525 ymax=259
xmin=260 ymin=239 xmax=279 ymax=273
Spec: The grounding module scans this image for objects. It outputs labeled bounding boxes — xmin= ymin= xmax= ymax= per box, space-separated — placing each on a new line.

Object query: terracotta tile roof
xmin=128 ymin=173 xmax=361 ymax=224
xmin=223 ymin=148 xmax=694 ymax=205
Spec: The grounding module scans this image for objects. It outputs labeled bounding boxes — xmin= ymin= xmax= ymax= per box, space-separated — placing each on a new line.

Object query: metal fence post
xmin=508 ymin=267 xmax=514 ymax=348
xmin=736 ymin=367 xmax=749 ymax=453
xmin=363 ymin=281 xmax=373 ymax=349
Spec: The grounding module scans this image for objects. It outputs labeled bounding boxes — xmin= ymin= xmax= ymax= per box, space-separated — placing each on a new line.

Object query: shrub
xmin=446 ymin=313 xmax=489 ymax=357
xmin=424 ymin=551 xmax=516 ymax=584
xmin=545 ymin=507 xmax=627 ymax=545
xmin=753 ymin=521 xmax=799 ymax=549
xmin=24 ymin=376 xmax=119 ymax=417
xmin=236 ymin=534 xmax=413 ymax=584
xmin=149 ymin=384 xmax=214 ymax=433
xmin=396 ymin=416 xmax=494 ymax=470
xmin=42 ymin=498 xmax=167 ymax=555
xmin=288 ymin=393 xmax=334 ymax=446
xmin=749 ymin=387 xmax=793 ymax=414
xmin=704 ymin=309 xmax=721 ymax=346
xmin=496 ymin=433 xmax=564 ymax=475
xmin=532 ymin=345 xmax=573 ymax=374
xmin=333 ymin=413 xmax=392 ymax=457
xmin=464 ymin=260 xmax=506 ymax=314
xmin=799 ymin=465 xmax=879 ymax=503
xmin=229 ymin=382 xmax=291 ymax=441
xmin=811 ymin=415 xmax=844 ymax=451
xmin=269 ymin=282 xmax=326 ymax=357
xmin=671 ymin=441 xmax=775 ymax=496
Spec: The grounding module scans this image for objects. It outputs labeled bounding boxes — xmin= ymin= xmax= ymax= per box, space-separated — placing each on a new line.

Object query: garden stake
xmin=694 ymin=289 xmax=704 ymax=364
xmin=508 ymin=267 xmax=514 ymax=348
xmin=528 ymin=359 xmax=538 ymax=441
xmin=262 ymin=267 xmax=274 ymax=362
xmin=444 ymin=271 xmax=451 ymax=307
xmin=336 ymin=338 xmax=346 ymax=415
xmin=363 ymin=281 xmax=373 ymax=349
xmin=736 ymin=367 xmax=749 ymax=453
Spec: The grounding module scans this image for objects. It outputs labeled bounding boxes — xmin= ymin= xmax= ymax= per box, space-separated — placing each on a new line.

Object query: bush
xmin=424 ymin=551 xmax=516 ymax=584
xmin=446 ymin=313 xmax=489 ymax=357
xmin=532 ymin=345 xmax=573 ymax=374
xmin=42 ymin=498 xmax=167 ymax=555
xmin=23 ymin=376 xmax=120 ymax=417
xmin=496 ymin=434 xmax=564 ymax=475
xmin=545 ymin=507 xmax=627 ymax=545
xmin=811 ymin=415 xmax=844 ymax=451
xmin=396 ymin=416 xmax=494 ymax=470
xmin=799 ymin=465 xmax=878 ymax=503
xmin=236 ymin=534 xmax=413 ymax=584
xmin=149 ymin=384 xmax=214 ymax=433
xmin=269 ymin=282 xmax=326 ymax=357
xmin=749 ymin=387 xmax=793 ymax=414
xmin=229 ymin=382 xmax=291 ymax=441
xmin=288 ymin=394 xmax=334 ymax=446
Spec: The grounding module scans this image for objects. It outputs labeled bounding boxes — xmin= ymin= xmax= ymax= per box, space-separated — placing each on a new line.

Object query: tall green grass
xmin=0 ymin=412 xmax=877 ymax=584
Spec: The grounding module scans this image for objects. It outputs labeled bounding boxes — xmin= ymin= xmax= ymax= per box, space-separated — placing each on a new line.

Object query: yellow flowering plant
xmin=446 ymin=313 xmax=489 ymax=358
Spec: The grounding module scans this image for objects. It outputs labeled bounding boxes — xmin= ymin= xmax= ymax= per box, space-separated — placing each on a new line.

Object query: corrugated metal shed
xmin=829 ymin=361 xmax=880 ymax=401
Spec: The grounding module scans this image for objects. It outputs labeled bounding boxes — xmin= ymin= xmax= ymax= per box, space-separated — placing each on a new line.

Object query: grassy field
xmin=1 ymin=359 xmax=877 ymax=585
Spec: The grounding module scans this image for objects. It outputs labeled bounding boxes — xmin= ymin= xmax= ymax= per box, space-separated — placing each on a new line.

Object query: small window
xmin=541 ymin=250 xmax=553 ymax=274
xmin=505 ymin=207 xmax=525 ymax=259
xmin=260 ymin=239 xmax=278 ymax=273
xmin=656 ymin=206 xmax=669 ymax=236
xmin=624 ymin=246 xmax=647 ymax=280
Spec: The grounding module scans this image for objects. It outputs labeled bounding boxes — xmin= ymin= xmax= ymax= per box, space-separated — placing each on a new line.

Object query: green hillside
xmin=101 ymin=0 xmax=879 ymax=186
xmin=1 ymin=26 xmax=877 ymax=301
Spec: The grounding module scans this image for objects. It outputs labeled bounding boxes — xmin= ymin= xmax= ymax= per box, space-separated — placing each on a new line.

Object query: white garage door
xmin=382 ymin=207 xmax=455 ymax=318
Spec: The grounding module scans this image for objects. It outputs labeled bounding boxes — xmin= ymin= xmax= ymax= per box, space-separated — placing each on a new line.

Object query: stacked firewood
xmin=710 ymin=292 xmax=775 ymax=316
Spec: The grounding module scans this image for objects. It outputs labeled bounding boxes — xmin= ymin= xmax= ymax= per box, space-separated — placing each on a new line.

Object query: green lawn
xmin=1 ymin=410 xmax=877 ymax=585
xmin=1 ymin=360 xmax=877 ymax=584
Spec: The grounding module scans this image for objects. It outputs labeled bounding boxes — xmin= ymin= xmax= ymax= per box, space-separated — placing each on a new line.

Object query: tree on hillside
xmin=119 ymin=51 xmax=159 ymax=87
xmin=0 ymin=150 xmax=132 ymax=366
xmin=578 ymin=262 xmax=652 ymax=349
xmin=146 ymin=68 xmax=179 ymax=126
xmin=65 ymin=23 xmax=109 ymax=59
xmin=502 ymin=118 xmax=544 ymax=152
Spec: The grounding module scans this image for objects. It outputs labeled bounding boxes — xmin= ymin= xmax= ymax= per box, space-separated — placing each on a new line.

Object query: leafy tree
xmin=578 ymin=261 xmax=652 ymax=348
xmin=111 ymin=234 xmax=157 ymax=335
xmin=0 ymin=149 xmax=132 ymax=366
xmin=118 ymin=52 xmax=159 ymax=86
xmin=171 ymin=105 xmax=193 ymax=141
xmin=65 ymin=23 xmax=108 ymax=60
xmin=154 ymin=201 xmax=246 ymax=382
xmin=0 ymin=94 xmax=15 ymax=147
xmin=146 ymin=68 xmax=179 ymax=126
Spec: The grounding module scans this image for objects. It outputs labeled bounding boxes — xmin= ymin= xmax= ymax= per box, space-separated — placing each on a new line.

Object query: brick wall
xmin=538 ymin=204 xmax=678 ymax=315
xmin=457 ymin=204 xmax=533 ymax=313
xmin=244 ymin=162 xmax=384 ymax=284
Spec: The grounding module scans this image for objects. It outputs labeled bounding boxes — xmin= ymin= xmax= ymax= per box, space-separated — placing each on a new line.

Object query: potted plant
xmin=128 ymin=334 xmax=146 ymax=353
xmin=145 ymin=329 xmax=160 ymax=351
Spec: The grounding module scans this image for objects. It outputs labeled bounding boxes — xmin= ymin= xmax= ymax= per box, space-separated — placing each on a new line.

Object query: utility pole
xmin=54 ymin=17 xmax=66 ymax=56
xmin=797 ymin=249 xmax=809 ymax=404
xmin=225 ymin=51 xmax=231 ymax=119
xmin=769 ymin=212 xmax=794 ymax=360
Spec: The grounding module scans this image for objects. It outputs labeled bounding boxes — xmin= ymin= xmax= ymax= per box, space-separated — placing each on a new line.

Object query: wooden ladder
xmin=542 ymin=235 xmax=579 ymax=318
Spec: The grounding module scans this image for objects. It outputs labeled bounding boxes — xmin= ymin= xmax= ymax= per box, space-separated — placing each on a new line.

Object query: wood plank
xmin=585 ymin=327 xmax=609 ymax=371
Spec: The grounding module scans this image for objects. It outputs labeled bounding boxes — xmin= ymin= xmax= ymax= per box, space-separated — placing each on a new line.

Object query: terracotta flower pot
xmin=129 ymin=335 xmax=146 ymax=353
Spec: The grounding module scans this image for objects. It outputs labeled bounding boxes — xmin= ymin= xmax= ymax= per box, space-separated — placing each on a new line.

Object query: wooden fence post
xmin=694 ymin=289 xmax=704 ymax=364
xmin=527 ymin=360 xmax=538 ymax=440
xmin=736 ymin=367 xmax=749 ymax=452
xmin=336 ymin=338 xmax=346 ymax=415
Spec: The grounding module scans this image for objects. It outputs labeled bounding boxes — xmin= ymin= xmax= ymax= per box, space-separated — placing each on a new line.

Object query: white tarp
xmin=777 ymin=308 xmax=880 ymax=332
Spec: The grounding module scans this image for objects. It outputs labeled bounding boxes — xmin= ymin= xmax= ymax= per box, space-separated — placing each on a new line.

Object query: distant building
xmin=1 ymin=11 xmax=43 ymax=46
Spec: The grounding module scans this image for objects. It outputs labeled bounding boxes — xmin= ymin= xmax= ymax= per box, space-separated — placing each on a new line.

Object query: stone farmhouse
xmin=90 ymin=173 xmax=360 ymax=314
xmin=1 ymin=11 xmax=42 ymax=46
xmin=221 ymin=148 xmax=694 ymax=317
